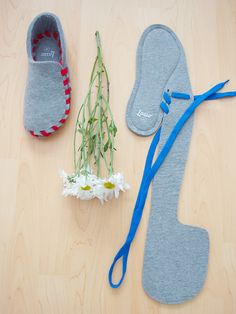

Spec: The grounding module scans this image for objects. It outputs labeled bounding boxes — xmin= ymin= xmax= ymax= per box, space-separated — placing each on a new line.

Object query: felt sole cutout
xmin=140 ymin=25 xmax=209 ymax=304
xmin=126 ymin=25 xmax=182 ymax=136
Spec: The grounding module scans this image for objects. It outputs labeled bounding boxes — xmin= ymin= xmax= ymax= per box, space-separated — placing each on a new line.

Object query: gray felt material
xmin=24 ymin=12 xmax=70 ymax=136
xmin=126 ymin=25 xmax=209 ymax=304
xmin=35 ymin=37 xmax=61 ymax=62
xmin=126 ymin=25 xmax=180 ymax=136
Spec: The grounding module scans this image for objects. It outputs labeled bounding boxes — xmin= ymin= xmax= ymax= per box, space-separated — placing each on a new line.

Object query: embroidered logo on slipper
xmin=137 ymin=109 xmax=153 ymax=118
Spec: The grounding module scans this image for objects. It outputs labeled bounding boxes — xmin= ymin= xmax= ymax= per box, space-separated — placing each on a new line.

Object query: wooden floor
xmin=0 ymin=0 xmax=236 ymax=313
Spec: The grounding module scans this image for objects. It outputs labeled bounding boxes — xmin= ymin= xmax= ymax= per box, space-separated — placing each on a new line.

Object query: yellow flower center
xmin=104 ymin=182 xmax=115 ymax=189
xmin=80 ymin=185 xmax=91 ymax=191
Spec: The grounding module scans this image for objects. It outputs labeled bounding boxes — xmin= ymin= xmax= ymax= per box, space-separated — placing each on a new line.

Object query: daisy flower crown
xmin=60 ymin=31 xmax=129 ymax=203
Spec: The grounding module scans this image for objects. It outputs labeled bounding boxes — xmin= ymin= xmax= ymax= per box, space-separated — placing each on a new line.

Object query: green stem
xmin=73 ymin=72 xmax=98 ymax=172
xmin=102 ymin=95 xmax=115 ymax=174
xmin=73 ymin=31 xmax=117 ymax=179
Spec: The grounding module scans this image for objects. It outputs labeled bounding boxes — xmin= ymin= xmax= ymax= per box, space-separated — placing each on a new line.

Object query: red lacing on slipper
xmin=29 ymin=31 xmax=71 ymax=138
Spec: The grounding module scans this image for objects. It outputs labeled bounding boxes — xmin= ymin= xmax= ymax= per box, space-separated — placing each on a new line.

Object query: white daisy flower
xmin=75 ymin=173 xmax=98 ymax=200
xmin=60 ymin=170 xmax=98 ymax=200
xmin=109 ymin=173 xmax=130 ymax=193
xmin=60 ymin=170 xmax=130 ymax=203
xmin=94 ymin=173 xmax=130 ymax=203
xmin=59 ymin=170 xmax=78 ymax=196
xmin=93 ymin=180 xmax=106 ymax=204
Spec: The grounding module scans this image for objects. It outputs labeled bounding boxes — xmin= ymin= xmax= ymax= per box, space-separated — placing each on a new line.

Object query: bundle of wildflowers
xmin=60 ymin=32 xmax=129 ymax=203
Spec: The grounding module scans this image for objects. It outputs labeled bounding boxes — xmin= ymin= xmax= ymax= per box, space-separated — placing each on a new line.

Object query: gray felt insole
xmin=126 ymin=25 xmax=209 ymax=304
xmin=35 ymin=37 xmax=60 ymax=62
xmin=126 ymin=25 xmax=180 ymax=136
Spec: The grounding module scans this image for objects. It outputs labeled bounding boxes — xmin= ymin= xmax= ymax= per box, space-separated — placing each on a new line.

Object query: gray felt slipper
xmin=127 ymin=25 xmax=209 ymax=304
xmin=24 ymin=12 xmax=71 ymax=137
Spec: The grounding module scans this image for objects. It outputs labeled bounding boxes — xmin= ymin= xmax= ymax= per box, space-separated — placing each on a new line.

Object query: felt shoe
xmin=24 ymin=12 xmax=71 ymax=137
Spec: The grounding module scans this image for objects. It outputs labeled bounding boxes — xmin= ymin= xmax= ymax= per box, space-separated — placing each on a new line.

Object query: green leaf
xmin=104 ymin=140 xmax=109 ymax=152
xmin=88 ymin=117 xmax=98 ymax=124
xmin=77 ymin=127 xmax=84 ymax=134
xmin=68 ymin=175 xmax=76 ymax=183
xmin=108 ymin=121 xmax=117 ymax=137
xmin=88 ymin=140 xmax=94 ymax=154
xmin=113 ymin=124 xmax=117 ymax=137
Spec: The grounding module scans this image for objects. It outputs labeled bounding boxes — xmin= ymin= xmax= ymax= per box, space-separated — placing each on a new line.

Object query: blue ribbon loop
xmin=108 ymin=80 xmax=236 ymax=289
